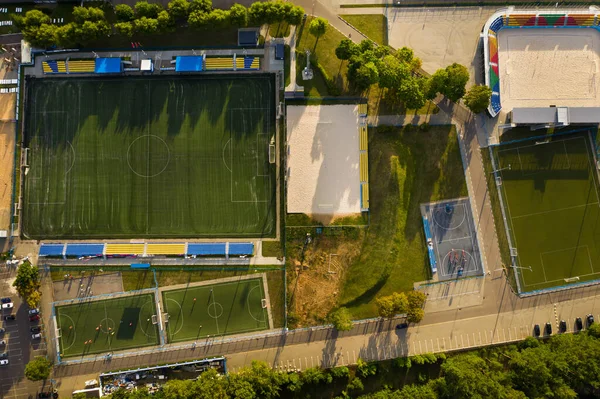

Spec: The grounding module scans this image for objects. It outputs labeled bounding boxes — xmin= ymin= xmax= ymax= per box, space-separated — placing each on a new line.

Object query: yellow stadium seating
xmin=358 ymin=103 xmax=367 ymax=115
xmin=146 ymin=244 xmax=185 ymax=256
xmin=359 ymin=125 xmax=368 ymax=151
xmin=235 ymin=57 xmax=245 ymax=69
xmin=68 ymin=60 xmax=95 ymax=73
xmin=360 ymin=152 xmax=368 ymax=182
xmin=249 ymin=58 xmax=259 ymax=69
xmin=56 ymin=61 xmax=67 ymax=73
xmin=205 ymin=57 xmax=233 ymax=70
xmin=42 ymin=62 xmax=53 ymax=73
xmin=105 ymin=244 xmax=145 ymax=255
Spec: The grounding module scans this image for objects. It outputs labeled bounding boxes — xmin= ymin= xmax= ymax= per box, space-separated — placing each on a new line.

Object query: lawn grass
xmin=162 ymin=278 xmax=269 ymax=342
xmin=23 ymin=74 xmax=276 ymax=239
xmin=492 ymin=132 xmax=600 ymax=292
xmin=340 ymin=14 xmax=388 ymax=45
xmin=339 ymin=125 xmax=467 ymax=318
xmin=262 ymin=240 xmax=283 ymax=258
xmin=55 ymin=293 xmax=159 ymax=357
xmin=268 ymin=21 xmax=291 ymax=38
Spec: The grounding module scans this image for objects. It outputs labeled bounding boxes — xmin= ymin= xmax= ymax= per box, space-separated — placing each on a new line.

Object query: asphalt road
xmin=0 ymin=265 xmax=49 ymax=399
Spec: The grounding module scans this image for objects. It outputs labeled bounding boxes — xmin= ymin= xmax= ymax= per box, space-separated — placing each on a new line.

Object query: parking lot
xmin=0 ymin=264 xmax=46 ymax=399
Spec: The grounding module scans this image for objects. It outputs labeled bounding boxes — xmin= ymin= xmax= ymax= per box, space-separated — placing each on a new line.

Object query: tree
xmin=406 ymin=290 xmax=427 ymax=323
xmin=335 ymin=39 xmax=359 ymax=61
xmin=377 ymin=54 xmax=402 ymax=89
xmin=248 ymin=1 xmax=268 ymax=26
xmin=441 ymin=353 xmax=509 ymax=399
xmin=13 ymin=260 xmax=40 ymax=307
xmin=588 ymin=322 xmax=600 ymax=338
xmin=301 ymin=367 xmax=332 ymax=385
xmin=375 ymin=292 xmax=408 ymax=318
xmin=194 ymin=368 xmax=228 ymax=399
xmin=229 ymin=4 xmax=248 ymax=27
xmin=72 ymin=6 xmax=105 ymax=23
xmin=329 ymin=307 xmax=353 ymax=331
xmin=285 ymin=5 xmax=304 ymax=26
xmin=464 ymin=84 xmax=492 ymax=114
xmin=135 ymin=1 xmax=163 ymax=18
xmin=19 ymin=9 xmax=51 ymax=28
xmin=440 ymin=63 xmax=469 ymax=102
xmin=188 ymin=10 xmax=210 ymax=28
xmin=407 ymin=290 xmax=427 ymax=309
xmin=24 ymin=23 xmax=57 ymax=48
xmin=424 ymin=68 xmax=447 ymax=100
xmin=351 ymin=61 xmax=379 ymax=91
xmin=134 ymin=17 xmax=159 ymax=35
xmin=157 ymin=10 xmax=174 ymax=32
xmin=207 ymin=9 xmax=230 ymax=28
xmin=115 ymin=21 xmax=135 ymax=37
xmin=190 ymin=0 xmax=212 ymax=14
xmin=167 ymin=0 xmax=190 ymax=21
xmin=115 ymin=4 xmax=135 ymax=22
xmin=24 ymin=357 xmax=52 ymax=381
xmin=309 ymin=17 xmax=327 ymax=39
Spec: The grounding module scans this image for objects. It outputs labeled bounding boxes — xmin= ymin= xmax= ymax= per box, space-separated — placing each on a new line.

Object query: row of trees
xmin=16 ymin=0 xmax=305 ymax=48
xmin=13 ymin=259 xmax=41 ymax=308
xmin=335 ymin=39 xmax=492 ymax=112
xmin=96 ymin=325 xmax=600 ymax=398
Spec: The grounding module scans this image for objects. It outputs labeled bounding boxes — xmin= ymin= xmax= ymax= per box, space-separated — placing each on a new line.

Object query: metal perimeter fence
xmin=487 ymin=128 xmax=600 ymax=296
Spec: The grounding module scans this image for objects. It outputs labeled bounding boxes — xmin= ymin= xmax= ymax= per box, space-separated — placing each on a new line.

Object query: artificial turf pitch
xmin=493 ymin=132 xmax=600 ymax=292
xmin=162 ymin=278 xmax=269 ymax=342
xmin=22 ymin=74 xmax=276 ymax=239
xmin=55 ymin=293 xmax=159 ymax=358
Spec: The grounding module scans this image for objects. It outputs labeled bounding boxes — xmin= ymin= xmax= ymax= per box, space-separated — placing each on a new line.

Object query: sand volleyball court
xmin=286 ymin=105 xmax=362 ymax=220
xmin=498 ymin=28 xmax=600 ymax=110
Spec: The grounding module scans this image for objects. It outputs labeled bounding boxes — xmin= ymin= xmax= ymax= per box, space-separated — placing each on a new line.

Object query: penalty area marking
xmin=164 ymin=297 xmax=184 ymax=337
xmin=138 ymin=300 xmax=158 ymax=339
xmin=246 ymin=284 xmax=267 ymax=324
xmin=58 ymin=313 xmax=77 ymax=353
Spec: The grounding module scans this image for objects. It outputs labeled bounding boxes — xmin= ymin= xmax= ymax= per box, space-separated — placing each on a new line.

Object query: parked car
xmin=28 ymin=308 xmax=40 ymax=316
xmin=545 ymin=322 xmax=552 ymax=335
xmin=0 ymin=298 xmax=10 ymax=304
xmin=0 ymin=359 xmax=8 ymax=366
xmin=559 ymin=320 xmax=567 ymax=333
xmin=31 ymin=333 xmax=41 ymax=340
xmin=395 ymin=323 xmax=409 ymax=330
xmin=0 ymin=340 xmax=6 ymax=345
xmin=30 ymin=326 xmax=42 ymax=333
xmin=3 ymin=315 xmax=15 ymax=321
xmin=29 ymin=314 xmax=40 ymax=322
xmin=534 ymin=324 xmax=540 ymax=337
xmin=0 ymin=328 xmax=5 ymax=334
xmin=0 ymin=352 xmax=7 ymax=359
xmin=575 ymin=317 xmax=583 ymax=331
xmin=587 ymin=314 xmax=595 ymax=327
xmin=1 ymin=303 xmax=13 ymax=310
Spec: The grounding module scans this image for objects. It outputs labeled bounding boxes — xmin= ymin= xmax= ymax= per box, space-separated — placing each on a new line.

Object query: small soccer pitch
xmin=493 ymin=132 xmax=600 ymax=293
xmin=55 ymin=293 xmax=159 ymax=358
xmin=22 ymin=74 xmax=276 ymax=239
xmin=161 ymin=277 xmax=270 ymax=342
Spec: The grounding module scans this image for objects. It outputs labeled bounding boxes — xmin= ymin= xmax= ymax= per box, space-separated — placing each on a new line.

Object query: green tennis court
xmin=162 ymin=278 xmax=270 ymax=342
xmin=22 ymin=74 xmax=276 ymax=239
xmin=55 ymin=293 xmax=159 ymax=358
xmin=493 ymin=132 xmax=600 ymax=292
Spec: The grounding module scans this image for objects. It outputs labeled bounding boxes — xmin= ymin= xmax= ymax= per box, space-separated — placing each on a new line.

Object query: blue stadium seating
xmin=65 ymin=244 xmax=104 ymax=257
xmin=229 ymin=242 xmax=254 ymax=256
xmin=39 ymin=244 xmax=65 ymax=257
xmin=187 ymin=243 xmax=226 ymax=256
xmin=491 ymin=92 xmax=502 ymax=114
xmin=489 ymin=16 xmax=504 ymax=33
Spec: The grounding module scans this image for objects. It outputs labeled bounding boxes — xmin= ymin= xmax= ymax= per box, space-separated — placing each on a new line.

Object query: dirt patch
xmin=0 ymin=121 xmax=15 ymax=232
xmin=287 ymin=230 xmax=363 ymax=327
xmin=52 ymin=272 xmax=125 ymax=302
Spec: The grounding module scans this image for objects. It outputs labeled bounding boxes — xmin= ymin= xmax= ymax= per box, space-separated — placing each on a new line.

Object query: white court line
xmin=511 ymin=202 xmax=599 ymax=220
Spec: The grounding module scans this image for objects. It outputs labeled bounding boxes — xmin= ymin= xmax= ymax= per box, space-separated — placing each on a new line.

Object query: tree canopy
xmin=329 ymin=307 xmax=353 ymax=331
xmin=463 ymin=85 xmax=492 ymax=114
xmin=13 ymin=259 xmax=41 ymax=308
xmin=24 ymin=357 xmax=52 ymax=381
xmin=309 ymin=17 xmax=327 ymax=38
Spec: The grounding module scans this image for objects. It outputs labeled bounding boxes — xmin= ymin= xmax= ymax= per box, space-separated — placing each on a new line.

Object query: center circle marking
xmin=99 ymin=318 xmax=116 ymax=334
xmin=127 ymin=135 xmax=171 ymax=178
xmin=207 ymin=302 xmax=224 ymax=319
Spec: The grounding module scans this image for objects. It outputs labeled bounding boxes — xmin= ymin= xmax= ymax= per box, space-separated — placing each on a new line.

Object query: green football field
xmin=55 ymin=293 xmax=159 ymax=358
xmin=493 ymin=132 xmax=600 ymax=292
xmin=22 ymin=74 xmax=276 ymax=239
xmin=162 ymin=278 xmax=269 ymax=342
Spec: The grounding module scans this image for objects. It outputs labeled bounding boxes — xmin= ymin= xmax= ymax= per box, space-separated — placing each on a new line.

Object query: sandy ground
xmin=52 ymin=273 xmax=125 ymax=302
xmin=387 ymin=7 xmax=497 ymax=83
xmin=0 ymin=121 xmax=15 ymax=233
xmin=498 ymin=28 xmax=600 ymax=110
xmin=286 ymin=105 xmax=361 ymax=217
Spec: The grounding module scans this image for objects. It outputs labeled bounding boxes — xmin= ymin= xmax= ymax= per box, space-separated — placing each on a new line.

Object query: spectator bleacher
xmin=205 ymin=57 xmax=234 ymax=70
xmin=243 ymin=57 xmax=260 ymax=70
xmin=42 ymin=60 xmax=67 ymax=74
xmin=68 ymin=59 xmax=95 ymax=73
